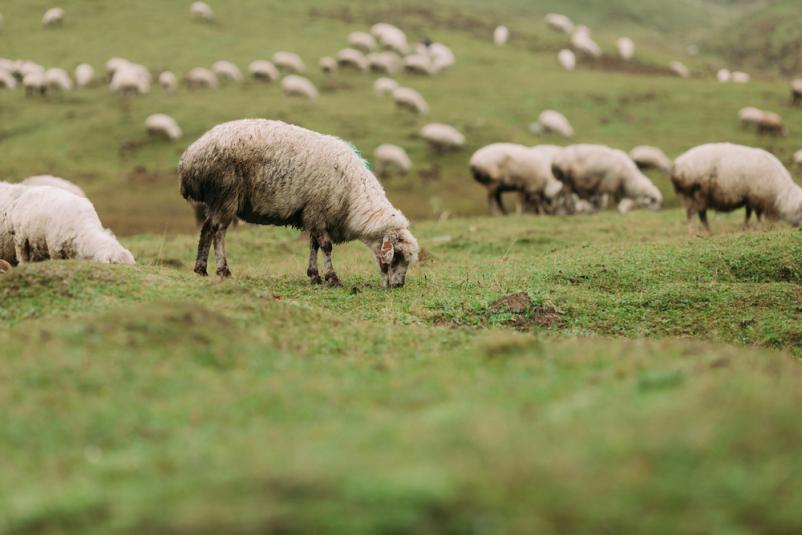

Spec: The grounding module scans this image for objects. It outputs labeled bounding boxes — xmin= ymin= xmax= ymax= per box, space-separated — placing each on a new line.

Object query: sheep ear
xmin=380 ymin=236 xmax=395 ymax=264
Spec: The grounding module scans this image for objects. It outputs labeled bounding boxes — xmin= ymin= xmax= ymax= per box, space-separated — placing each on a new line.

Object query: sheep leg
xmin=213 ymin=223 xmax=231 ymax=278
xmin=489 ymin=188 xmax=507 ymax=215
xmin=743 ymin=206 xmax=753 ymax=229
xmin=193 ymin=219 xmax=215 ymax=276
xmin=319 ymin=234 xmax=341 ymax=288
xmin=698 ymin=209 xmax=711 ymax=233
xmin=307 ymin=235 xmax=322 ymax=285
xmin=686 ymin=207 xmax=697 ymax=235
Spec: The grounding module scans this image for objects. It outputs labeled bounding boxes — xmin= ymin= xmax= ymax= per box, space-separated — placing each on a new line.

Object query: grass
xmin=2 ymin=0 xmax=802 ymax=532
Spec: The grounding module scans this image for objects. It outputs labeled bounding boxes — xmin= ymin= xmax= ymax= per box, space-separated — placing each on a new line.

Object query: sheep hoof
xmin=325 ymin=273 xmax=342 ymax=288
xmin=216 ymin=267 xmax=232 ymax=278
xmin=194 ymin=264 xmax=208 ymax=276
xmin=309 ymin=274 xmax=322 ymax=285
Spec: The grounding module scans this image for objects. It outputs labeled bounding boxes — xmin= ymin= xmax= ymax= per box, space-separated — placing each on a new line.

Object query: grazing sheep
xmin=249 ymin=60 xmax=279 ymax=82
xmin=427 ymin=42 xmax=455 ymax=72
xmin=403 ymin=54 xmax=433 ymax=75
xmin=545 ymin=13 xmax=574 ymax=34
xmin=319 ymin=56 xmax=337 ymax=75
xmin=44 ymin=68 xmax=72 ymax=92
xmin=110 ymin=64 xmax=150 ymax=95
xmin=672 ymin=143 xmax=802 ymax=231
xmin=374 ymin=77 xmax=398 ymax=96
xmin=494 ymin=26 xmax=509 ymax=46
xmin=367 ymin=51 xmax=401 ymax=73
xmin=629 ymin=146 xmax=672 ymax=173
xmin=791 ymin=79 xmax=802 ymax=106
xmin=336 ymin=48 xmax=368 ymax=71
xmin=572 ymin=27 xmax=601 ymax=58
xmin=739 ymin=106 xmax=763 ymax=129
xmin=212 ymin=61 xmax=243 ymax=83
xmin=374 ymin=144 xmax=412 ymax=177
xmin=0 ymin=69 xmax=16 ymax=89
xmin=794 ymin=149 xmax=802 ymax=169
xmin=670 ymin=61 xmax=689 ymax=78
xmin=349 ymin=31 xmax=377 ymax=52
xmin=20 ymin=175 xmax=86 ymax=198
xmin=532 ymin=110 xmax=574 ymax=138
xmin=179 ymin=119 xmax=419 ymax=287
xmin=420 ymin=123 xmax=465 ymax=153
xmin=42 ymin=7 xmax=65 ymax=27
xmin=190 ymin=1 xmax=215 ymax=21
xmin=372 ymin=24 xmax=408 ymax=55
xmin=146 ymin=114 xmax=182 ymax=141
xmin=272 ymin=52 xmax=306 ymax=73
xmin=23 ymin=71 xmax=46 ymax=96
xmin=717 ymin=69 xmax=731 ymax=82
xmin=185 ymin=67 xmax=218 ymax=89
xmin=617 ymin=37 xmax=635 ymax=60
xmin=281 ymin=75 xmax=318 ymax=100
xmin=105 ymin=57 xmax=130 ymax=80
xmin=158 ymin=71 xmax=178 ymax=93
xmin=392 ymin=86 xmax=428 ymax=114
xmin=732 ymin=71 xmax=750 ymax=83
xmin=75 ymin=63 xmax=94 ymax=87
xmin=551 ymin=144 xmax=663 ymax=212
xmin=558 ymin=49 xmax=576 ymax=71
xmin=0 ymin=183 xmax=135 ymax=266
xmin=758 ymin=111 xmax=786 ymax=136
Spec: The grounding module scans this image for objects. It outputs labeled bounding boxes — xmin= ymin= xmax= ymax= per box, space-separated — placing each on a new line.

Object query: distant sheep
xmin=371 ymin=23 xmax=408 ymax=55
xmin=532 ymin=110 xmax=574 ymax=138
xmin=146 ymin=114 xmax=182 ymax=141
xmin=672 ymin=143 xmax=802 ymax=231
xmin=110 ymin=64 xmax=150 ymax=95
xmin=545 ymin=13 xmax=574 ymax=34
xmin=105 ymin=57 xmax=130 ymax=80
xmin=272 ymin=52 xmax=306 ymax=73
xmin=494 ymin=26 xmax=509 ymax=46
xmin=717 ymin=69 xmax=731 ymax=82
xmin=0 ymin=69 xmax=17 ymax=90
xmin=670 ymin=61 xmax=689 ymax=78
xmin=392 ymin=86 xmax=428 ymax=114
xmin=190 ymin=2 xmax=215 ymax=22
xmin=0 ymin=183 xmax=135 ymax=266
xmin=158 ymin=71 xmax=178 ymax=93
xmin=420 ymin=123 xmax=465 ymax=153
xmin=558 ymin=49 xmax=576 ymax=71
xmin=629 ymin=146 xmax=672 ymax=173
xmin=757 ymin=111 xmax=785 ymax=136
xmin=403 ymin=54 xmax=433 ymax=75
xmin=373 ymin=77 xmax=398 ymax=96
xmin=336 ymin=48 xmax=368 ymax=71
xmin=21 ymin=175 xmax=86 ymax=198
xmin=212 ymin=61 xmax=243 ymax=83
xmin=791 ymin=79 xmax=802 ymax=106
xmin=732 ymin=71 xmax=750 ymax=83
xmin=23 ymin=71 xmax=46 ymax=96
xmin=367 ymin=51 xmax=401 ymax=73
xmin=75 ymin=63 xmax=94 ymax=87
xmin=185 ymin=67 xmax=219 ymax=89
xmin=572 ymin=27 xmax=601 ymax=58
xmin=617 ymin=37 xmax=635 ymax=60
xmin=281 ymin=75 xmax=318 ymax=100
xmin=319 ymin=56 xmax=337 ymax=75
xmin=374 ymin=144 xmax=412 ymax=177
xmin=739 ymin=106 xmax=764 ymax=129
xmin=249 ymin=60 xmax=279 ymax=82
xmin=427 ymin=42 xmax=455 ymax=72
xmin=44 ymin=68 xmax=72 ymax=92
xmin=42 ymin=7 xmax=65 ymax=27
xmin=179 ymin=119 xmax=419 ymax=287
xmin=349 ymin=31 xmax=377 ymax=52
xmin=552 ymin=144 xmax=663 ymax=212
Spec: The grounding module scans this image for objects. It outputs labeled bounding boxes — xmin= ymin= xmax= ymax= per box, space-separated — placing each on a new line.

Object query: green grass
xmin=2 ymin=0 xmax=802 ymax=532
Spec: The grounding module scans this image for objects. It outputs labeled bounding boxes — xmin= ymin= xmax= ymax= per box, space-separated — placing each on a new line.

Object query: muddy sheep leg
xmin=319 ymin=233 xmax=342 ymax=288
xmin=307 ymin=234 xmax=322 ymax=285
xmin=212 ymin=221 xmax=233 ymax=278
xmin=699 ymin=209 xmax=711 ymax=233
xmin=743 ymin=206 xmax=752 ymax=230
xmin=194 ymin=218 xmax=215 ymax=276
xmin=490 ymin=187 xmax=507 ymax=216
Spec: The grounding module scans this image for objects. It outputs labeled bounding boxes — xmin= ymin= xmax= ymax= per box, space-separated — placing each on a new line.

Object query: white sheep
xmin=757 ymin=110 xmax=786 ymax=136
xmin=0 ymin=183 xmax=135 ymax=265
xmin=545 ymin=13 xmax=574 ymax=34
xmin=371 ymin=24 xmax=408 ymax=55
xmin=717 ymin=69 xmax=731 ymax=82
xmin=281 ymin=75 xmax=318 ymax=100
xmin=75 ymin=63 xmax=94 ymax=87
xmin=367 ymin=51 xmax=401 ymax=73
xmin=110 ymin=64 xmax=150 ymax=95
xmin=420 ymin=123 xmax=465 ymax=153
xmin=532 ymin=110 xmax=574 ymax=138
xmin=739 ymin=106 xmax=763 ymax=129
xmin=558 ymin=49 xmax=576 ymax=71
xmin=392 ymin=86 xmax=428 ymax=114
xmin=179 ymin=119 xmax=419 ymax=287
xmin=190 ymin=1 xmax=215 ymax=22
xmin=551 ymin=144 xmax=663 ymax=212
xmin=319 ymin=56 xmax=337 ymax=75
xmin=374 ymin=144 xmax=412 ymax=177
xmin=732 ymin=71 xmax=750 ymax=83
xmin=791 ymin=79 xmax=802 ymax=106
xmin=20 ymin=175 xmax=86 ymax=198
xmin=403 ymin=54 xmax=433 ymax=75
xmin=158 ymin=71 xmax=178 ymax=93
xmin=494 ymin=26 xmax=509 ymax=46
xmin=348 ymin=31 xmax=377 ymax=52
xmin=428 ymin=42 xmax=455 ymax=72
xmin=44 ymin=68 xmax=72 ymax=92
xmin=212 ymin=61 xmax=243 ymax=83
xmin=105 ymin=57 xmax=130 ymax=80
xmin=617 ymin=37 xmax=635 ymax=60
xmin=146 ymin=114 xmax=182 ymax=141
xmin=672 ymin=143 xmax=802 ymax=231
xmin=336 ymin=48 xmax=368 ymax=71
xmin=42 ymin=7 xmax=65 ymax=27
xmin=572 ymin=27 xmax=601 ymax=58
xmin=0 ymin=69 xmax=16 ymax=90
xmin=670 ymin=61 xmax=689 ymax=78
xmin=185 ymin=67 xmax=218 ymax=89
xmin=23 ymin=71 xmax=46 ymax=96
xmin=629 ymin=146 xmax=672 ymax=173
xmin=272 ymin=52 xmax=306 ymax=74
xmin=374 ymin=77 xmax=398 ymax=96
xmin=249 ymin=60 xmax=279 ymax=82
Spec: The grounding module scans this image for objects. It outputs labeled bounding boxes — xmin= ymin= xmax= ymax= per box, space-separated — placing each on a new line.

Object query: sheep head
xmin=371 ymin=228 xmax=419 ymax=288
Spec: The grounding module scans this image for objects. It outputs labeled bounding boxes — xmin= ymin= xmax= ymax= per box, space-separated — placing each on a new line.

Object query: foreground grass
xmin=2 ymin=211 xmax=801 ymax=533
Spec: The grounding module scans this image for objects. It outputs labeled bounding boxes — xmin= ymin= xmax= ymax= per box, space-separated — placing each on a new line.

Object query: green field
xmin=2 ymin=0 xmax=802 ymax=533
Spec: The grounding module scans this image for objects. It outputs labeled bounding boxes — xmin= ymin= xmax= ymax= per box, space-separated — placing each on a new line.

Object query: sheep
xmin=348 ymin=31 xmax=377 ymax=52
xmin=374 ymin=144 xmax=412 ymax=177
xmin=545 ymin=13 xmax=574 ymax=34
xmin=0 ymin=183 xmax=135 ymax=266
xmin=44 ymin=68 xmax=72 ymax=92
xmin=146 ymin=114 xmax=182 ymax=141
xmin=75 ymin=63 xmax=94 ymax=87
xmin=739 ymin=106 xmax=763 ymax=129
xmin=110 ymin=64 xmax=150 ymax=95
xmin=531 ymin=110 xmax=574 ymax=138
xmin=551 ymin=144 xmax=663 ymax=212
xmin=319 ymin=56 xmax=337 ymax=75
xmin=281 ymin=75 xmax=318 ymax=100
xmin=158 ymin=70 xmax=178 ymax=93
xmin=185 ymin=67 xmax=218 ymax=90
xmin=617 ymin=37 xmax=635 ymax=60
xmin=374 ymin=77 xmax=398 ymax=96
xmin=470 ymin=143 xmax=565 ymax=215
xmin=629 ymin=146 xmax=672 ymax=173
xmin=212 ymin=61 xmax=243 ymax=83
xmin=572 ymin=27 xmax=601 ymax=58
xmin=757 ymin=111 xmax=786 ymax=136
xmin=392 ymin=86 xmax=428 ymax=114
xmin=717 ymin=69 xmax=731 ymax=82
xmin=732 ymin=71 xmax=750 ymax=83
xmin=403 ymin=54 xmax=433 ymax=75
xmin=336 ymin=48 xmax=368 ymax=71
xmin=672 ymin=143 xmax=802 ymax=232
xmin=670 ymin=61 xmax=689 ymax=78
xmin=272 ymin=52 xmax=306 ymax=74
xmin=249 ymin=60 xmax=279 ymax=82
xmin=20 ymin=175 xmax=86 ymax=198
xmin=105 ymin=57 xmax=130 ymax=80
xmin=494 ymin=26 xmax=509 ymax=46
xmin=179 ymin=119 xmax=420 ymax=287
xmin=558 ymin=49 xmax=576 ymax=71
xmin=0 ymin=69 xmax=16 ymax=90
xmin=367 ymin=51 xmax=401 ymax=73
xmin=420 ymin=123 xmax=465 ymax=154
xmin=23 ymin=71 xmax=46 ymax=96
xmin=371 ymin=24 xmax=408 ymax=55
xmin=42 ymin=7 xmax=65 ymax=27
xmin=791 ymin=79 xmax=802 ymax=106
xmin=190 ymin=1 xmax=215 ymax=22
xmin=428 ymin=42 xmax=455 ymax=72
